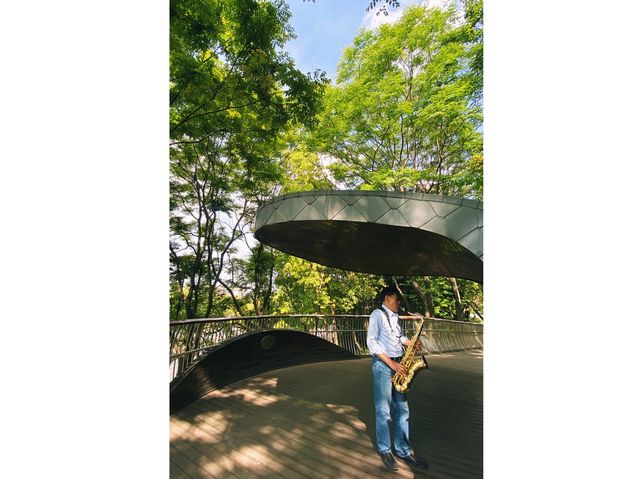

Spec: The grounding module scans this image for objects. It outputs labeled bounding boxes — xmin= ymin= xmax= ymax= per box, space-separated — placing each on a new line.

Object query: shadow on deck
xmin=170 ymin=349 xmax=483 ymax=479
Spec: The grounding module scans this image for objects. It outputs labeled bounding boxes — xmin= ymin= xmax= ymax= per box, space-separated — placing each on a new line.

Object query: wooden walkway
xmin=170 ymin=349 xmax=483 ymax=478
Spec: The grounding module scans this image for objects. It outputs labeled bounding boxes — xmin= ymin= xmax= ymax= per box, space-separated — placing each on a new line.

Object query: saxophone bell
xmin=412 ymin=355 xmax=429 ymax=374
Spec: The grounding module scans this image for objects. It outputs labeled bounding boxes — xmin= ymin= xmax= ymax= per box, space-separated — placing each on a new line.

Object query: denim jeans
xmin=372 ymin=355 xmax=411 ymax=456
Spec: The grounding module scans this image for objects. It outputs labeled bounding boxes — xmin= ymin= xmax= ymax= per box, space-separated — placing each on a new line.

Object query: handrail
xmin=169 ymin=314 xmax=483 ymax=382
xmin=169 ymin=314 xmax=477 ymax=325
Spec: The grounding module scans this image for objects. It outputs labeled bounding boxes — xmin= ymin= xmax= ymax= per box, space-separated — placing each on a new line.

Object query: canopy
xmin=254 ymin=190 xmax=483 ymax=283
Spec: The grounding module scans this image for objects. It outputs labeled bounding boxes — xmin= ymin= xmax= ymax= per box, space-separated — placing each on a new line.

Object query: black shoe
xmin=396 ymin=453 xmax=428 ymax=470
xmin=380 ymin=452 xmax=399 ymax=471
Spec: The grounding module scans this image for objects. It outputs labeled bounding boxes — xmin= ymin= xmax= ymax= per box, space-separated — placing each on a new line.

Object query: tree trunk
xmin=392 ymin=277 xmax=405 ymax=304
xmin=170 ymin=244 xmax=185 ymax=320
xmin=448 ymin=277 xmax=465 ymax=321
xmin=469 ymin=302 xmax=484 ymax=321
xmin=253 ymin=243 xmax=264 ymax=315
xmin=203 ymin=216 xmax=216 ymax=318
xmin=173 ymin=281 xmax=184 ymax=320
xmin=264 ymin=248 xmax=275 ymax=314
xmin=412 ymin=278 xmax=436 ymax=318
xmin=219 ymin=279 xmax=243 ymax=316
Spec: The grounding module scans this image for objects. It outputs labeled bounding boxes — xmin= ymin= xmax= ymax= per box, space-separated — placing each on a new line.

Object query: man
xmin=366 ymin=286 xmax=428 ymax=472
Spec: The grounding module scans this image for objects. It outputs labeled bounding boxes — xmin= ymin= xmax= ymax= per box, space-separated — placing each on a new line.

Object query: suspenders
xmin=377 ymin=307 xmax=402 ymax=343
xmin=378 ymin=307 xmax=392 ymax=329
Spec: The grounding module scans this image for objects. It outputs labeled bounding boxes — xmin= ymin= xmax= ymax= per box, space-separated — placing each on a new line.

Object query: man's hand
xmin=392 ymin=361 xmax=408 ymax=377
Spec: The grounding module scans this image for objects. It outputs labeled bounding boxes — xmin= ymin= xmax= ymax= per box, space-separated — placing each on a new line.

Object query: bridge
xmin=170 ymin=191 xmax=483 ymax=477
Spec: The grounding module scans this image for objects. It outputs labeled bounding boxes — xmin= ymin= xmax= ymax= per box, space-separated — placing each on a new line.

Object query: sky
xmin=284 ymin=0 xmax=426 ymax=82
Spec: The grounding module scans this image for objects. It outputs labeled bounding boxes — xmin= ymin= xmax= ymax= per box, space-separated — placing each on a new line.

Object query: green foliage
xmin=429 ymin=277 xmax=458 ymax=318
xmin=229 ymin=243 xmax=278 ymax=315
xmin=271 ymin=255 xmax=385 ymax=315
xmin=279 ymin=146 xmax=334 ymax=193
xmin=392 ymin=275 xmax=483 ymax=321
xmin=169 ymin=0 xmax=326 ymax=319
xmin=457 ymin=278 xmax=484 ymax=321
xmin=313 ymin=3 xmax=483 ymax=197
xmin=451 ymin=0 xmax=483 ymax=105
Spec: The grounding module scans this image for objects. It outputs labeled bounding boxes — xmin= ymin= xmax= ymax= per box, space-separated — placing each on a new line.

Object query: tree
xmin=313 ymin=4 xmax=482 ymax=196
xmin=279 ymin=146 xmax=335 ymax=193
xmin=226 ymin=243 xmax=277 ymax=316
xmin=390 ymin=275 xmax=482 ymax=322
xmin=169 ymin=0 xmax=326 ymax=319
xmin=270 ymin=255 xmax=385 ymax=315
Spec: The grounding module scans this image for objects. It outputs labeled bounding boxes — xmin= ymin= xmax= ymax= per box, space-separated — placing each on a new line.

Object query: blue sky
xmin=284 ymin=0 xmax=424 ymax=82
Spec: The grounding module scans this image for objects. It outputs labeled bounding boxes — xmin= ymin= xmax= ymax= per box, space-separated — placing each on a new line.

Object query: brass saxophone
xmin=392 ymin=316 xmax=429 ymax=393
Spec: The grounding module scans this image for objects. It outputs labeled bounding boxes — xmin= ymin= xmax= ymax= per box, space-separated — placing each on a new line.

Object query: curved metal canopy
xmin=254 ymin=190 xmax=483 ymax=283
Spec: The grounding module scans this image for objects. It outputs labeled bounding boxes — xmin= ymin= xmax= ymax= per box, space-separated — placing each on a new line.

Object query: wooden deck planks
xmin=177 ymin=385 xmax=403 ymax=478
xmin=170 ymin=349 xmax=483 ymax=478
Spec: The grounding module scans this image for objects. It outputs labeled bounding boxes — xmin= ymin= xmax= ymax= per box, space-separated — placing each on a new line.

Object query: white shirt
xmin=366 ymin=304 xmax=409 ymax=358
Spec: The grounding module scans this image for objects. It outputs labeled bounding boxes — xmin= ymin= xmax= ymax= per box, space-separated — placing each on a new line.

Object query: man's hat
xmin=378 ymin=285 xmax=400 ymax=303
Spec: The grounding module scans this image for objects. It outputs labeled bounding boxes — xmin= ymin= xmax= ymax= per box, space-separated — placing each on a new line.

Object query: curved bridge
xmin=170 ymin=318 xmax=483 ymax=413
xmin=170 ymin=315 xmax=483 ymax=381
xmin=254 ymin=190 xmax=483 ymax=283
xmin=170 ymin=330 xmax=355 ymax=414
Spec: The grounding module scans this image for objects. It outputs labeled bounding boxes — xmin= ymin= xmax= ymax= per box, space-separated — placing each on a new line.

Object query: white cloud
xmin=361 ymin=3 xmax=407 ymax=30
xmin=361 ymin=0 xmax=461 ymax=30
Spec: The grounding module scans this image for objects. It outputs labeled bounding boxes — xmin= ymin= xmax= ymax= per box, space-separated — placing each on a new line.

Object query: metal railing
xmin=170 ymin=314 xmax=483 ymax=381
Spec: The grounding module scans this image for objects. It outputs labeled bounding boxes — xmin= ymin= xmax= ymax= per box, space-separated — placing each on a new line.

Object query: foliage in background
xmin=169 ymin=0 xmax=327 ymax=319
xmin=394 ymin=275 xmax=483 ymax=322
xmin=312 ymin=3 xmax=483 ymax=197
xmin=271 ymin=255 xmax=385 ymax=315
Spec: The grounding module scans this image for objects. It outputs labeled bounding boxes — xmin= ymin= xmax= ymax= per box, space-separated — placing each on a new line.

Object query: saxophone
xmin=392 ymin=316 xmax=429 ymax=393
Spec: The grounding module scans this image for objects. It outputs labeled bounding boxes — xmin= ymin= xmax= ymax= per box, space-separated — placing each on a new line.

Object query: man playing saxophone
xmin=366 ymin=286 xmax=428 ymax=472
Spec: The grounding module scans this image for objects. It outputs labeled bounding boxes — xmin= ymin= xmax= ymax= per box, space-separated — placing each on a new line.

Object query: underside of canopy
xmin=254 ymin=190 xmax=483 ymax=283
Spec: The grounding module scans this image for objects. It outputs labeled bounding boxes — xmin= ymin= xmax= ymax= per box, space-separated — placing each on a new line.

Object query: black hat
xmin=378 ymin=285 xmax=400 ymax=303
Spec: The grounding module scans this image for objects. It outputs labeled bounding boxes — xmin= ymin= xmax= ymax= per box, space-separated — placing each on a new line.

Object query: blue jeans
xmin=372 ymin=356 xmax=411 ymax=456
